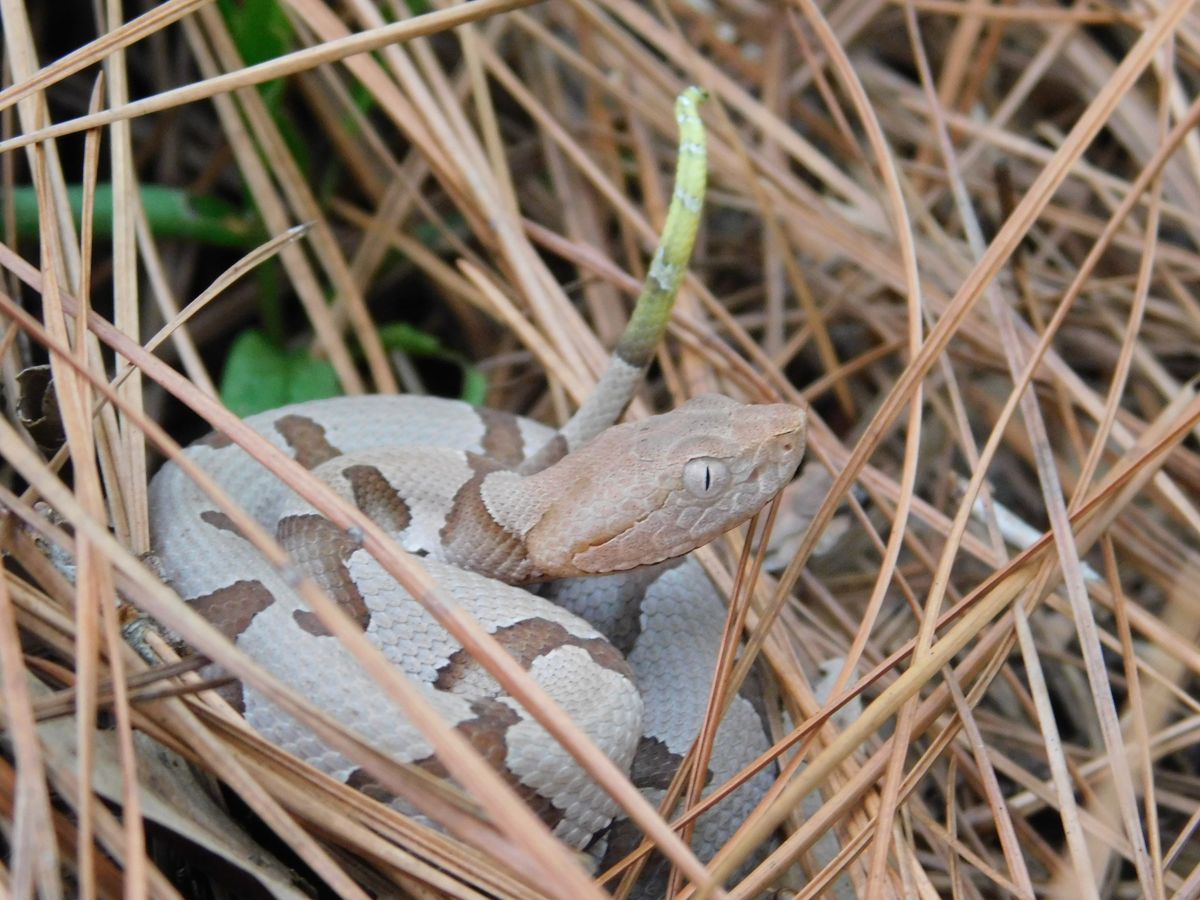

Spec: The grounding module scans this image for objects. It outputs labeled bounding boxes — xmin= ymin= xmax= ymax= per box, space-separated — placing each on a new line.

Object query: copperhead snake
xmin=148 ymin=89 xmax=808 ymax=883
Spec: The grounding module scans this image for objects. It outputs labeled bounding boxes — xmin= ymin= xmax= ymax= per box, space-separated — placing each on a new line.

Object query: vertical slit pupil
xmin=705 ymin=467 xmax=711 ymax=491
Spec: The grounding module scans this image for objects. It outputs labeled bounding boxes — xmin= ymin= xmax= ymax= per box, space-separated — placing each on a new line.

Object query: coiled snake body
xmin=149 ymin=89 xmax=807 ymax=881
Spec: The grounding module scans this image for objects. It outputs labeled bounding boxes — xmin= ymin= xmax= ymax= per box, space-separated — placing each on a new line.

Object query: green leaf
xmin=217 ymin=0 xmax=311 ymax=173
xmin=220 ymin=321 xmax=488 ymax=416
xmin=374 ymin=322 xmax=488 ymax=404
xmin=11 ymin=184 xmax=264 ymax=248
xmin=375 ymin=321 xmax=445 ymax=357
xmin=220 ymin=330 xmax=342 ymax=417
xmin=459 ymin=367 xmax=489 ymax=406
xmin=218 ymin=0 xmax=294 ymax=68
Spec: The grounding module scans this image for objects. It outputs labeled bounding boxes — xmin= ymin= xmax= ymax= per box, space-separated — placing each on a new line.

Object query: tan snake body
xmin=148 ymin=88 xmax=808 ymax=887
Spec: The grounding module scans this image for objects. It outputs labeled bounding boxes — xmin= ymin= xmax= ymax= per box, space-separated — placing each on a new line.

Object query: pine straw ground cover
xmin=0 ymin=0 xmax=1198 ymax=897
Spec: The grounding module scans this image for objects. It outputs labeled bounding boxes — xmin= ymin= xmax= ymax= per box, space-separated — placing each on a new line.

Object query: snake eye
xmin=683 ymin=457 xmax=731 ymax=498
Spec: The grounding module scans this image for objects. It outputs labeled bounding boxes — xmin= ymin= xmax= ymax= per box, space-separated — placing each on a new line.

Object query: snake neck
xmin=438 ymin=457 xmax=563 ymax=584
xmin=441 ymin=450 xmax=620 ymax=584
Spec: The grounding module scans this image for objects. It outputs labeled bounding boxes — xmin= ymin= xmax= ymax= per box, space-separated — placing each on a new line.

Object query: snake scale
xmin=149 ymin=89 xmax=807 ymax=885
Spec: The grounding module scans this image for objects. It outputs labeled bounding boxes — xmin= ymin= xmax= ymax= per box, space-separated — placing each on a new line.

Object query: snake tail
xmin=545 ymin=86 xmax=709 ymax=458
xmin=615 ymin=86 xmax=709 ymax=370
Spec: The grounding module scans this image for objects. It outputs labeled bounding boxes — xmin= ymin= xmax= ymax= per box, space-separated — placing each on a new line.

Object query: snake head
xmin=523 ymin=394 xmax=807 ymax=578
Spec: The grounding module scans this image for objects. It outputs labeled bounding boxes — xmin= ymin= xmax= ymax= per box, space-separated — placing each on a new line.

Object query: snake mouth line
xmin=570 ymin=503 xmax=664 ymax=572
